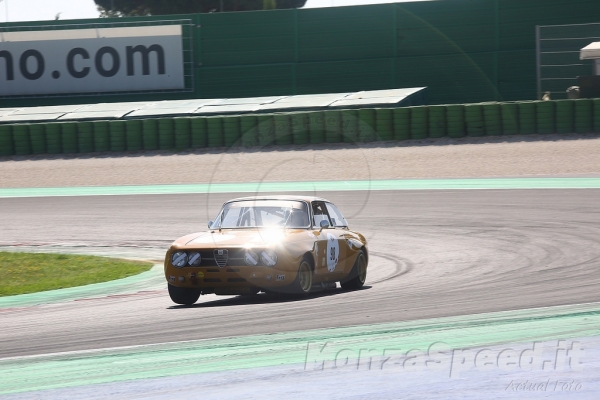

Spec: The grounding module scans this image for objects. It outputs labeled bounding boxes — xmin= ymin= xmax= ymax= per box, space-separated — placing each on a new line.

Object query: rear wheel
xmin=168 ymin=284 xmax=201 ymax=305
xmin=291 ymin=259 xmax=313 ymax=294
xmin=341 ymin=250 xmax=367 ymax=291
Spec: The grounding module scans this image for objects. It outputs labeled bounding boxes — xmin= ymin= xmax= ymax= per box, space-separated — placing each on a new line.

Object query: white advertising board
xmin=0 ymin=25 xmax=185 ymax=96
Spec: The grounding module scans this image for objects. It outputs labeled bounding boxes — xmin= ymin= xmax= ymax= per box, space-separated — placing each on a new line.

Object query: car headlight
xmin=260 ymin=250 xmax=278 ymax=267
xmin=171 ymin=251 xmax=188 ymax=268
xmin=188 ymin=252 xmax=202 ymax=267
xmin=244 ymin=250 xmax=259 ymax=266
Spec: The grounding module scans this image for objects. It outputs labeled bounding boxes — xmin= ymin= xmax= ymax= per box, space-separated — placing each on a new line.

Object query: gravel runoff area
xmin=1 ymin=133 xmax=600 ymax=188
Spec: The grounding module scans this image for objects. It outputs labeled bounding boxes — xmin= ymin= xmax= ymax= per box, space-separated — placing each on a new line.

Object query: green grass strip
xmin=0 ymin=252 xmax=153 ymax=296
xmin=1 ymin=178 xmax=600 ymax=198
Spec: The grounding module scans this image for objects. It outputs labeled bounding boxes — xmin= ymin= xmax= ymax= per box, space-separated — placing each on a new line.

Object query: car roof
xmin=225 ymin=195 xmax=330 ymax=203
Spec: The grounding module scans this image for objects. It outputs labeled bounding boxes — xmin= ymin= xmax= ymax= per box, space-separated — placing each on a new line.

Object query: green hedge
xmin=1 ymin=99 xmax=598 ymax=156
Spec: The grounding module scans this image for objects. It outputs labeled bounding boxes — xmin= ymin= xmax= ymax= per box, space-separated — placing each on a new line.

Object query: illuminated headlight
xmin=260 ymin=250 xmax=278 ymax=267
xmin=171 ymin=251 xmax=188 ymax=268
xmin=245 ymin=250 xmax=259 ymax=266
xmin=188 ymin=252 xmax=202 ymax=267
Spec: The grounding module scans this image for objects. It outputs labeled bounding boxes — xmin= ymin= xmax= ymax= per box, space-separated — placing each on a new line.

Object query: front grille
xmin=227 ymin=278 xmax=246 ymax=283
xmin=183 ymin=249 xmax=247 ymax=267
xmin=214 ymin=249 xmax=228 ymax=268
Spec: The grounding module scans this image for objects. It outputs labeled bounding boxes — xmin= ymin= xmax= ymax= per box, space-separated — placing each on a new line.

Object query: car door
xmin=311 ymin=201 xmax=346 ymax=279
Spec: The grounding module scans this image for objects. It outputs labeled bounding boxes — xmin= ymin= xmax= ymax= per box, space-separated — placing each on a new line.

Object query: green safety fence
xmin=324 ymin=110 xmax=342 ymax=143
xmin=482 ymin=103 xmax=501 ymax=136
xmin=190 ymin=117 xmax=207 ymax=148
xmin=274 ymin=114 xmax=292 ymax=146
xmin=594 ymin=99 xmax=600 ymax=133
xmin=12 ymin=124 xmax=31 ymax=156
xmin=555 ymin=100 xmax=574 ymax=134
xmin=141 ymin=119 xmax=159 ymax=151
xmin=428 ymin=106 xmax=446 ymax=139
xmin=501 ymin=103 xmax=519 ymax=135
xmin=240 ymin=115 xmax=258 ymax=147
xmin=257 ymin=115 xmax=274 ymax=146
xmin=308 ymin=112 xmax=325 ymax=144
xmin=291 ymin=113 xmax=309 ymax=145
xmin=0 ymin=125 xmax=13 ymax=156
xmin=125 ymin=120 xmax=143 ymax=152
xmin=206 ymin=116 xmax=224 ymax=148
xmin=375 ymin=108 xmax=393 ymax=141
xmin=109 ymin=120 xmax=127 ymax=152
xmin=536 ymin=100 xmax=555 ymax=135
xmin=465 ymin=104 xmax=484 ymax=137
xmin=78 ymin=121 xmax=94 ymax=153
xmin=223 ymin=115 xmax=241 ymax=147
xmin=446 ymin=105 xmax=465 ymax=138
xmin=61 ymin=122 xmax=78 ymax=154
xmin=342 ymin=110 xmax=359 ymax=143
xmin=410 ymin=106 xmax=428 ymax=140
xmin=46 ymin=123 xmax=63 ymax=154
xmin=157 ymin=118 xmax=175 ymax=150
xmin=3 ymin=99 xmax=600 ymax=158
xmin=358 ymin=109 xmax=376 ymax=142
xmin=29 ymin=124 xmax=46 ymax=155
xmin=393 ymin=108 xmax=410 ymax=140
xmin=174 ymin=117 xmax=192 ymax=151
xmin=574 ymin=99 xmax=593 ymax=134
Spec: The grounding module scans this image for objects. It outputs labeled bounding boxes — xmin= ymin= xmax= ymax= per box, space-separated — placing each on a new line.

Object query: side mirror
xmin=208 ymin=220 xmax=214 ymax=229
xmin=319 ymin=220 xmax=330 ymax=231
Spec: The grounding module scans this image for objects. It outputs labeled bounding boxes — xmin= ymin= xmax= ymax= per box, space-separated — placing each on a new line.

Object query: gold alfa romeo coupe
xmin=164 ymin=195 xmax=368 ymax=305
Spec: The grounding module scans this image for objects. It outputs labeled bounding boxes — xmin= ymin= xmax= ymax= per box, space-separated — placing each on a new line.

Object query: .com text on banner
xmin=0 ymin=25 xmax=185 ymax=96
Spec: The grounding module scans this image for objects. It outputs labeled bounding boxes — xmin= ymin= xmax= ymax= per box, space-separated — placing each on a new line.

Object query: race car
xmin=164 ymin=195 xmax=368 ymax=305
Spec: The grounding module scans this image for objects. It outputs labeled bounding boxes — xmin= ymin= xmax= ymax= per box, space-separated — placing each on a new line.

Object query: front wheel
xmin=168 ymin=284 xmax=201 ymax=305
xmin=341 ymin=250 xmax=367 ymax=291
xmin=291 ymin=259 xmax=313 ymax=294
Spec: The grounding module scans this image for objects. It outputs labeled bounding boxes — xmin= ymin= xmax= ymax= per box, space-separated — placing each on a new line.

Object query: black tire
xmin=290 ymin=258 xmax=313 ymax=294
xmin=168 ymin=284 xmax=201 ymax=305
xmin=341 ymin=250 xmax=367 ymax=291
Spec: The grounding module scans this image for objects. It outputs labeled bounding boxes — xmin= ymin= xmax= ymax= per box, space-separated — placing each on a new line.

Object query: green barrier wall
xmin=29 ymin=124 xmax=46 ymax=155
xmin=206 ymin=117 xmax=224 ymax=148
xmin=125 ymin=120 xmax=143 ymax=152
xmin=2 ymin=1 xmax=600 ymax=108
xmin=409 ymin=106 xmax=428 ymax=140
xmin=78 ymin=122 xmax=94 ymax=153
xmin=12 ymin=124 xmax=31 ymax=156
xmin=61 ymin=122 xmax=78 ymax=154
xmin=240 ymin=115 xmax=258 ymax=147
xmin=142 ymin=119 xmax=159 ymax=151
xmin=46 ymin=123 xmax=62 ymax=154
xmin=157 ymin=119 xmax=175 ymax=150
xmin=308 ymin=112 xmax=325 ymax=144
xmin=0 ymin=125 xmax=13 ymax=156
xmin=291 ymin=113 xmax=309 ymax=145
xmin=2 ymin=99 xmax=600 ymax=157
xmin=274 ymin=114 xmax=292 ymax=146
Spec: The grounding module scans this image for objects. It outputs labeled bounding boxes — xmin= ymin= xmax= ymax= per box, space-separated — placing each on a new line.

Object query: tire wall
xmin=0 ymin=99 xmax=598 ymax=156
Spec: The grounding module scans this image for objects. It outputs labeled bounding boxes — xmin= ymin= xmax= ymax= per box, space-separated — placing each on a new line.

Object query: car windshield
xmin=211 ymin=200 xmax=310 ymax=229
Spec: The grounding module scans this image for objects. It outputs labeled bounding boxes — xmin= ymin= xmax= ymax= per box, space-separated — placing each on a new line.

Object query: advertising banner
xmin=0 ymin=25 xmax=185 ymax=96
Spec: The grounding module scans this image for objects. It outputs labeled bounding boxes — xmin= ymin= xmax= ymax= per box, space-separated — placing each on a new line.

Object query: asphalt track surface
xmin=1 ymin=189 xmax=600 ymax=359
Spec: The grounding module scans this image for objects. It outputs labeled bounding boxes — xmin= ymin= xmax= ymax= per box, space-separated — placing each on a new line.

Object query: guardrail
xmin=1 ymin=99 xmax=599 ymax=157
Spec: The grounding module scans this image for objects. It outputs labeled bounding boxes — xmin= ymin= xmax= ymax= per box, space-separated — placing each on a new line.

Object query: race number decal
xmin=326 ymin=233 xmax=339 ymax=272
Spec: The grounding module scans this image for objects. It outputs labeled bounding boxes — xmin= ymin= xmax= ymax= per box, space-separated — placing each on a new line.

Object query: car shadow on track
xmin=168 ymin=286 xmax=372 ymax=309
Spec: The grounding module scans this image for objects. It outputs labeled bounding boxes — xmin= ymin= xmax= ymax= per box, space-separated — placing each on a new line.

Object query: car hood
xmin=172 ymin=228 xmax=314 ymax=249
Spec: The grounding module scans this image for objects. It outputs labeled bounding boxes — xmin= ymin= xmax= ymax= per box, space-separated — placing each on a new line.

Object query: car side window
xmin=312 ymin=201 xmax=331 ymax=227
xmin=325 ymin=203 xmax=348 ymax=227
